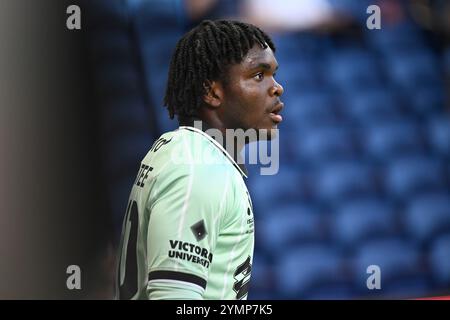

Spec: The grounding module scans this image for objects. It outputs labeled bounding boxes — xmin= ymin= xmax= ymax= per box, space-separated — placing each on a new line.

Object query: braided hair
xmin=164 ymin=20 xmax=275 ymax=120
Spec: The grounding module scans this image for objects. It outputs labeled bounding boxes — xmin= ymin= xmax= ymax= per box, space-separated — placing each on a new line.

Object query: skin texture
xmin=198 ymin=44 xmax=284 ymax=147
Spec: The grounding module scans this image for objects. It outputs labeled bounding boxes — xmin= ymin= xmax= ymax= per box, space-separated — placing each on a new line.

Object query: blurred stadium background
xmin=2 ymin=0 xmax=446 ymax=299
xmin=80 ymin=0 xmax=450 ymax=299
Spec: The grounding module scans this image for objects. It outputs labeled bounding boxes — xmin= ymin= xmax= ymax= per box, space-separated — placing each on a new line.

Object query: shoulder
xmin=152 ymin=129 xmax=233 ymax=178
xmin=147 ymin=128 xmax=241 ymax=196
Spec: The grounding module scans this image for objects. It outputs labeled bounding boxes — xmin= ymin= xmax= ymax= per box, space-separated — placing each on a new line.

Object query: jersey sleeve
xmin=145 ymin=162 xmax=232 ymax=299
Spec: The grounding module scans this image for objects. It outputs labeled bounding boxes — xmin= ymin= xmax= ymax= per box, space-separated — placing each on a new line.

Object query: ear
xmin=202 ymin=80 xmax=223 ymax=108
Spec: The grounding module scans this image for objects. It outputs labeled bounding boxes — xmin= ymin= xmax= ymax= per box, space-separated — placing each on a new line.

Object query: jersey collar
xmin=178 ymin=124 xmax=248 ymax=179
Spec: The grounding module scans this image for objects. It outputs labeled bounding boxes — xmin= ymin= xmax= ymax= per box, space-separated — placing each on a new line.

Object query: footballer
xmin=116 ymin=20 xmax=284 ymax=300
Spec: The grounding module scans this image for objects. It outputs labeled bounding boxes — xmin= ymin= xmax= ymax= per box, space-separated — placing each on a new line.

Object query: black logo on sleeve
xmin=168 ymin=240 xmax=213 ymax=268
xmin=233 ymin=256 xmax=252 ymax=300
xmin=191 ymin=220 xmax=207 ymax=242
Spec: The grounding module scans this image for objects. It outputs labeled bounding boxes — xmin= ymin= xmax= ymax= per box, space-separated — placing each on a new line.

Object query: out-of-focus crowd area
xmin=83 ymin=0 xmax=450 ymax=299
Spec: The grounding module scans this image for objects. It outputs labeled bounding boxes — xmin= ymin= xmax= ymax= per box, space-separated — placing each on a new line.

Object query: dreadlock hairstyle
xmin=164 ymin=20 xmax=276 ymax=120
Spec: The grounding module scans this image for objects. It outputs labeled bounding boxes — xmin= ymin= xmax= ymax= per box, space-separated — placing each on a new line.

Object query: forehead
xmin=229 ymin=45 xmax=278 ymax=74
xmin=242 ymin=45 xmax=277 ymax=68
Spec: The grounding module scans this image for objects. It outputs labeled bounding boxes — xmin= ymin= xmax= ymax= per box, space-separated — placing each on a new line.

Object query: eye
xmin=254 ymin=72 xmax=264 ymax=81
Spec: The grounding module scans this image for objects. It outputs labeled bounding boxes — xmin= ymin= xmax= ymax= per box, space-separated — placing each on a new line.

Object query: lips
xmin=269 ymin=102 xmax=284 ymax=123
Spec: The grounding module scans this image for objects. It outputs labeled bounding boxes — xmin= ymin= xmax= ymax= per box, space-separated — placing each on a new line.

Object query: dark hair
xmin=164 ymin=20 xmax=275 ymax=120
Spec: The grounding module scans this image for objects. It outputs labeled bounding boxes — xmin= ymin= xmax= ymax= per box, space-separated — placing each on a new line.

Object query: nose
xmin=270 ymin=80 xmax=284 ymax=97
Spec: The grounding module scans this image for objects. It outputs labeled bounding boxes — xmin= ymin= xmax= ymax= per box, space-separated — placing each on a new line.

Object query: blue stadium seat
xmin=380 ymin=278 xmax=431 ymax=299
xmin=405 ymin=194 xmax=450 ymax=242
xmin=384 ymin=50 xmax=440 ymax=91
xmin=326 ymin=49 xmax=380 ymax=92
xmin=385 ymin=157 xmax=446 ymax=199
xmin=89 ymin=30 xmax=134 ymax=65
xmin=364 ymin=121 xmax=424 ymax=159
xmin=352 ymin=239 xmax=422 ymax=294
xmin=328 ymin=0 xmax=374 ymax=20
xmin=364 ymin=21 xmax=426 ymax=54
xmin=258 ymin=205 xmax=325 ymax=252
xmin=445 ymin=46 xmax=450 ymax=75
xmin=85 ymin=0 xmax=129 ymax=30
xmin=139 ymin=37 xmax=180 ymax=132
xmin=271 ymin=33 xmax=328 ymax=62
xmin=408 ymin=86 xmax=445 ymax=115
xmin=103 ymin=96 xmax=151 ymax=137
xmin=94 ymin=62 xmax=141 ymax=101
xmin=294 ymin=126 xmax=356 ymax=163
xmin=149 ymin=71 xmax=178 ymax=132
xmin=343 ymin=88 xmax=402 ymax=123
xmin=282 ymin=90 xmax=337 ymax=129
xmin=275 ymin=59 xmax=322 ymax=92
xmin=140 ymin=35 xmax=181 ymax=71
xmin=333 ymin=199 xmax=397 ymax=247
xmin=428 ymin=116 xmax=450 ymax=157
xmin=84 ymin=0 xmax=159 ymax=238
xmin=247 ymin=165 xmax=302 ymax=216
xmin=131 ymin=0 xmax=183 ymax=132
xmin=106 ymin=132 xmax=153 ymax=182
xmin=306 ymin=283 xmax=356 ymax=300
xmin=129 ymin=0 xmax=184 ymax=29
xmin=429 ymin=234 xmax=450 ymax=285
xmin=276 ymin=245 xmax=343 ymax=298
xmin=314 ymin=162 xmax=376 ymax=203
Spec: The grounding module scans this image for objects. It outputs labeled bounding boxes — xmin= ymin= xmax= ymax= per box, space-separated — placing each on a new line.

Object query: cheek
xmin=239 ymin=85 xmax=265 ymax=111
xmin=226 ymin=82 xmax=268 ymax=126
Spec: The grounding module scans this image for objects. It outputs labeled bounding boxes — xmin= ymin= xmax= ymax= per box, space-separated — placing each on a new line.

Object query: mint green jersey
xmin=116 ymin=126 xmax=255 ymax=300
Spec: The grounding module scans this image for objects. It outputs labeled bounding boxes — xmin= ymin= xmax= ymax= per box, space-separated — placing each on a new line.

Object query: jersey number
xmin=118 ymin=199 xmax=139 ymax=299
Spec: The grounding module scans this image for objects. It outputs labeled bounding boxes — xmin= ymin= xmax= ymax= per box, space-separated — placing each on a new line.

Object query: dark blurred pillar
xmin=0 ymin=0 xmax=113 ymax=299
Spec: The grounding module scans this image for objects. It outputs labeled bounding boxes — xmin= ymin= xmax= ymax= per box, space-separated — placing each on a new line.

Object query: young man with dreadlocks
xmin=116 ymin=20 xmax=284 ymax=300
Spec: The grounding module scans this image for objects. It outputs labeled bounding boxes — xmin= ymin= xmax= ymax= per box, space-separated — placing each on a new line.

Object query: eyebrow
xmin=250 ymin=62 xmax=279 ymax=72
